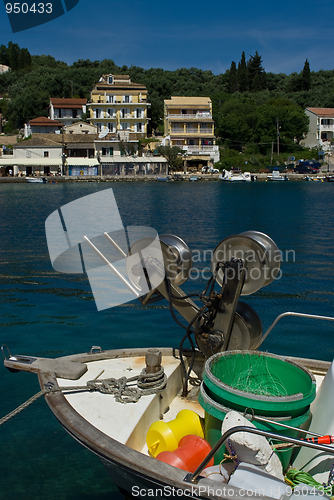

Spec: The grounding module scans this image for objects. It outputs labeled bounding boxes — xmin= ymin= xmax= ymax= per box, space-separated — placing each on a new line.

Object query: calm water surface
xmin=0 ymin=180 xmax=334 ymax=499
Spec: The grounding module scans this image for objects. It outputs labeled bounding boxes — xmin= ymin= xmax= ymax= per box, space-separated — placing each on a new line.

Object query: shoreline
xmin=0 ymin=173 xmax=329 ymax=183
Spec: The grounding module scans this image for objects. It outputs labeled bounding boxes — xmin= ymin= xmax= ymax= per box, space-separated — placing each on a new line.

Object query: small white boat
xmin=3 ymin=190 xmax=334 ymax=500
xmin=26 ymin=177 xmax=47 ymax=183
xmin=267 ymin=169 xmax=289 ymax=181
xmin=219 ymin=170 xmax=254 ymax=182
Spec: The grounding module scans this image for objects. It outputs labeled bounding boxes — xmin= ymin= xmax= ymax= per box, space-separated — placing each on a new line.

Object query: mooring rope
xmin=0 ymin=367 xmax=167 ymax=426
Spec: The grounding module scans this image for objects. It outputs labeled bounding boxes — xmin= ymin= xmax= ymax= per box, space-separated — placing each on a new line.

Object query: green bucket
xmin=199 ymin=351 xmax=316 ymax=470
xmin=203 ymin=350 xmax=316 ymax=418
xmin=198 ymin=383 xmax=312 ymax=470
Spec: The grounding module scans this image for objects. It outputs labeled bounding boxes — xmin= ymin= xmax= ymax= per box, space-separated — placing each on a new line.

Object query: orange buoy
xmin=155 ymin=434 xmax=214 ymax=472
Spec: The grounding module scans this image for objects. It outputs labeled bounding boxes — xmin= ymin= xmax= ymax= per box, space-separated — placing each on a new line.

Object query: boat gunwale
xmin=38 ymin=347 xmax=242 ymax=499
xmin=36 ymin=347 xmax=331 ymax=499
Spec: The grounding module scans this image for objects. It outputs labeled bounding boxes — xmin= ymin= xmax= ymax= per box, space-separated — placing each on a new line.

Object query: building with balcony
xmin=49 ymin=98 xmax=87 ymax=126
xmin=87 ymin=74 xmax=149 ymax=141
xmin=24 ymin=116 xmax=62 ymax=137
xmin=163 ymin=96 xmax=219 ymax=170
xmin=304 ymin=107 xmax=334 ymax=150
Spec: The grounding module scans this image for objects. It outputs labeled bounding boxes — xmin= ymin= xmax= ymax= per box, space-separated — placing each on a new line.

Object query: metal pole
xmin=184 ymin=425 xmax=334 ymax=485
xmin=277 ymin=118 xmax=279 ymax=157
xmin=254 ymin=311 xmax=334 ymax=350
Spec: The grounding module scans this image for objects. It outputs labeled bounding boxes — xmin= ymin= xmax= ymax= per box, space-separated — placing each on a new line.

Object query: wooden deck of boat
xmin=56 ymin=352 xmax=329 ymax=459
xmin=57 ymin=354 xmax=191 ymax=452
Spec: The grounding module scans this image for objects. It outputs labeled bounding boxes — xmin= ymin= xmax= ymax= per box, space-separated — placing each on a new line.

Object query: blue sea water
xmin=0 ymin=180 xmax=334 ymax=499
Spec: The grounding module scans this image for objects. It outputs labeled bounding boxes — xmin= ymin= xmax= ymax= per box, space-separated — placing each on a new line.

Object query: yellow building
xmin=88 ymin=74 xmax=149 ymax=140
xmin=164 ymin=96 xmax=219 ymax=169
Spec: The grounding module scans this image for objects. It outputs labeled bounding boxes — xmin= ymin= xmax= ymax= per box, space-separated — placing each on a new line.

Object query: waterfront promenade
xmin=0 ymin=172 xmax=325 ymax=183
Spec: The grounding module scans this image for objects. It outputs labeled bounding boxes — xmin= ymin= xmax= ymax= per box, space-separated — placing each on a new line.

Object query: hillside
xmin=1 ymin=43 xmax=334 ymax=166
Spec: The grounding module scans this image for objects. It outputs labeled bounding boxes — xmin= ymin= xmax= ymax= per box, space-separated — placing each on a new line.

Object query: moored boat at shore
xmin=267 ymin=169 xmax=289 ymax=181
xmin=26 ymin=177 xmax=48 ymax=183
xmin=219 ymin=170 xmax=254 ymax=182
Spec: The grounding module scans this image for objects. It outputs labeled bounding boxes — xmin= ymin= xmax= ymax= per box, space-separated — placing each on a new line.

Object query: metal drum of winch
xmin=126 ymin=234 xmax=193 ymax=294
xmin=195 ymin=301 xmax=263 ymax=357
xmin=211 ymin=230 xmax=281 ymax=296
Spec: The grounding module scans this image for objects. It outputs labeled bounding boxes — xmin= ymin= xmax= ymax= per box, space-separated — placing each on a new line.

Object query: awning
xmin=0 ymin=158 xmax=62 ymax=166
xmin=66 ymin=158 xmax=99 ymax=166
xmin=100 ymin=156 xmax=167 ymax=165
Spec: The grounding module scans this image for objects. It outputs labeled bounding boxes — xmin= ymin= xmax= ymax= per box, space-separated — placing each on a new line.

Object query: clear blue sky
xmin=1 ymin=0 xmax=333 ymax=75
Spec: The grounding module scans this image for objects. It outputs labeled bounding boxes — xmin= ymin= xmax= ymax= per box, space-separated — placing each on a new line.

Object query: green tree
xmin=247 ymin=51 xmax=266 ymax=91
xmin=157 ymin=145 xmax=183 ymax=172
xmin=237 ymin=52 xmax=248 ymax=92
xmin=228 ymin=61 xmax=238 ymax=94
xmin=301 ymin=59 xmax=311 ymax=91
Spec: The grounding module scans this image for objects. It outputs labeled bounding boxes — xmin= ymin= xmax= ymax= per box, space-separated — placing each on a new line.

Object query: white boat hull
xmin=4 ymin=347 xmax=331 ymax=500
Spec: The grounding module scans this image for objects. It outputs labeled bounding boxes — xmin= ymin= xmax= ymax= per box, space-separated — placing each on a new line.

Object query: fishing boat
xmin=157 ymin=176 xmax=170 ymax=181
xmin=219 ymin=170 xmax=253 ymax=182
xmin=26 ymin=177 xmax=48 ymax=183
xmin=303 ymin=176 xmax=324 ymax=182
xmin=2 ymin=190 xmax=334 ymax=500
xmin=267 ymin=169 xmax=289 ymax=181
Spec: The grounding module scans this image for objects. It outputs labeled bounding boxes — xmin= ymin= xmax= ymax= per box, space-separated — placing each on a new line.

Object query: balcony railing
xmin=182 ymin=145 xmax=218 ymax=155
xmin=171 ymin=129 xmax=214 ymax=135
xmin=90 ymin=100 xmax=148 ymax=105
xmin=167 ymin=113 xmax=212 ymax=120
xmin=318 ymin=124 xmax=334 ymax=130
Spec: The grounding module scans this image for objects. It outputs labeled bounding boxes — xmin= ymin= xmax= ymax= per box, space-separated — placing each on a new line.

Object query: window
xmin=172 ymin=123 xmax=182 ymax=132
xmin=136 ymin=108 xmax=143 ymax=119
xmin=72 ymin=109 xmax=77 ymax=118
xmin=108 ymin=123 xmax=114 ymax=133
xmin=44 ymin=151 xmax=49 ymax=158
xmin=121 ymin=123 xmax=129 ymax=130
xmin=136 ymin=123 xmax=143 ymax=132
xmin=96 ymin=123 xmax=102 ymax=132
xmin=102 ymin=147 xmax=113 ymax=156
xmin=123 ymin=95 xmax=130 ymax=103
xmin=108 ymin=76 xmax=113 ymax=84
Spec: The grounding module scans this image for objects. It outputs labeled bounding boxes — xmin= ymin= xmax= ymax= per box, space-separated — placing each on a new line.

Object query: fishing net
xmin=210 ymin=353 xmax=288 ymax=397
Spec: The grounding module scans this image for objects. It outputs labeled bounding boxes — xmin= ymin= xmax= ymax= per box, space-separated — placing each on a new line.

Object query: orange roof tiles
xmin=307 ymin=107 xmax=334 ymax=117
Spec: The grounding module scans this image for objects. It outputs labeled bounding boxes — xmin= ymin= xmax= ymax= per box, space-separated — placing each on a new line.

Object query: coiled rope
xmin=285 ymin=468 xmax=334 ymax=496
xmin=0 ymin=366 xmax=167 ymax=426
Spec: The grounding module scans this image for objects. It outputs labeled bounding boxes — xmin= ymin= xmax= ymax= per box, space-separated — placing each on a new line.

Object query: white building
xmin=50 ymin=98 xmax=87 ymax=126
xmin=0 ymin=64 xmax=10 ymax=74
xmin=304 ymin=107 xmax=334 ymax=150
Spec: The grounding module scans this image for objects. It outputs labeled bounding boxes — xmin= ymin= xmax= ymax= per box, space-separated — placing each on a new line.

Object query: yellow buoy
xmin=146 ymin=409 xmax=204 ymax=457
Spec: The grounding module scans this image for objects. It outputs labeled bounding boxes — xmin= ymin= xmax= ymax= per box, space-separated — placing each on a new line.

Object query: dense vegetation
xmin=1 ymin=42 xmax=334 ymax=168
